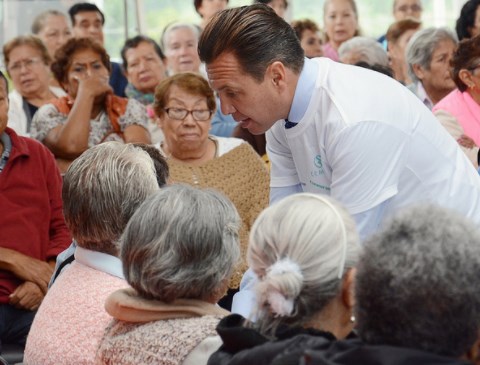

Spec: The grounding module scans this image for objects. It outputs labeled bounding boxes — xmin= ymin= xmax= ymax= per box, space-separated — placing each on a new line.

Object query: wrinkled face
xmin=158 ymin=85 xmax=212 ymax=153
xmin=0 ymin=80 xmax=8 ymax=136
xmin=37 ymin=15 xmax=72 ymax=58
xmin=417 ymin=39 xmax=456 ymax=95
xmin=72 ymin=11 xmax=104 ymax=45
xmin=64 ymin=48 xmax=110 ymax=99
xmin=469 ymin=5 xmax=480 ymax=38
xmin=125 ymin=41 xmax=166 ymax=94
xmin=198 ymin=0 xmax=228 ymax=21
xmin=207 ymin=52 xmax=281 ymax=135
xmin=267 ymin=0 xmax=287 ymax=19
xmin=393 ymin=0 xmax=422 ymax=21
xmin=324 ymin=0 xmax=358 ymax=48
xmin=388 ymin=28 xmax=418 ymax=63
xmin=7 ymin=45 xmax=51 ymax=99
xmin=301 ymin=29 xmax=324 ymax=58
xmin=164 ymin=27 xmax=201 ymax=74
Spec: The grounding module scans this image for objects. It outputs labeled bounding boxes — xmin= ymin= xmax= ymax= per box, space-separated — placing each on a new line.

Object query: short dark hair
xmin=51 ymin=37 xmax=111 ymax=85
xmin=69 ymin=2 xmax=105 ymax=26
xmin=451 ymin=35 xmax=480 ymax=91
xmin=199 ymin=4 xmax=304 ymax=81
xmin=455 ymin=0 xmax=480 ymax=41
xmin=0 ymin=70 xmax=9 ymax=93
xmin=291 ymin=18 xmax=320 ymax=41
xmin=121 ymin=35 xmax=165 ymax=71
xmin=254 ymin=0 xmax=288 ymax=8
xmin=132 ymin=143 xmax=169 ymax=187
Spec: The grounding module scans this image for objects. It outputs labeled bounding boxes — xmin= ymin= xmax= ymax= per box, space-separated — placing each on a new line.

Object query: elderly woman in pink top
xmin=433 ymin=35 xmax=480 ymax=168
xmin=23 ymin=142 xmax=160 ymax=365
xmin=322 ymin=0 xmax=360 ymax=61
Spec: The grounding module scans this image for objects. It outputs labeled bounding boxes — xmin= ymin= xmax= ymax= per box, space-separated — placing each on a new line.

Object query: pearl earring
xmin=350 ymin=315 xmax=356 ymax=323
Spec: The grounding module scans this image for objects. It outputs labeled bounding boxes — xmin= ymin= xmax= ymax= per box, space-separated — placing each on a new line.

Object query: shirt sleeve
xmin=270 ymin=184 xmax=303 ymax=205
xmin=329 ymin=121 xmax=409 ymax=215
xmin=266 ymin=126 xmax=300 ymax=187
xmin=120 ymin=98 xmax=149 ymax=131
xmin=42 ymin=146 xmax=72 ymax=259
xmin=30 ymin=104 xmax=66 ymax=142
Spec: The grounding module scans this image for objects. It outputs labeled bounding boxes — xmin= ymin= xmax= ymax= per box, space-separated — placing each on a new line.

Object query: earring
xmin=350 ymin=315 xmax=356 ymax=323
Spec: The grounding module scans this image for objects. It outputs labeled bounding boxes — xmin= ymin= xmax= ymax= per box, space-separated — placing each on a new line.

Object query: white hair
xmin=161 ymin=22 xmax=200 ymax=51
xmin=248 ymin=193 xmax=361 ymax=334
xmin=339 ymin=36 xmax=389 ymax=67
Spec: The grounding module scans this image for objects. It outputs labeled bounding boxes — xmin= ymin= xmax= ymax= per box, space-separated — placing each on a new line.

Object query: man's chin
xmin=239 ymin=118 xmax=267 ymax=135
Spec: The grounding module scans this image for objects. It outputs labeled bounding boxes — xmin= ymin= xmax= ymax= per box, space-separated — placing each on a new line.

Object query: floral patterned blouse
xmin=31 ymin=98 xmax=149 ymax=147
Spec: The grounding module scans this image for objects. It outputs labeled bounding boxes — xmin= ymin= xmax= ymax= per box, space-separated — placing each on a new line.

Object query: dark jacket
xmin=207 ymin=314 xmax=336 ymax=365
xmin=301 ymin=339 xmax=472 ymax=365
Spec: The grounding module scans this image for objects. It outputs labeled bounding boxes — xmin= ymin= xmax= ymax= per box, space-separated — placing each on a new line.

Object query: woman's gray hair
xmin=121 ymin=184 xmax=241 ymax=302
xmin=338 ymin=36 xmax=389 ymax=67
xmin=406 ymin=27 xmax=458 ymax=83
xmin=356 ymin=204 xmax=480 ymax=358
xmin=248 ymin=193 xmax=360 ymax=334
xmin=62 ymin=142 xmax=158 ymax=256
xmin=31 ymin=9 xmax=69 ymax=34
xmin=161 ymin=22 xmax=200 ymax=51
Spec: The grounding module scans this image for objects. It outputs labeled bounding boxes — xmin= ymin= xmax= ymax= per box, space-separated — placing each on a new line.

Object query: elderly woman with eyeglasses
xmin=154 ymin=72 xmax=269 ymax=308
xmin=30 ymin=37 xmax=150 ymax=173
xmin=433 ymin=35 xmax=480 ymax=168
xmin=3 ymin=35 xmax=67 ymax=137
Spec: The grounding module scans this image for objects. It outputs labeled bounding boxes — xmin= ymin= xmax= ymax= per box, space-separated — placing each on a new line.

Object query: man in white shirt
xmin=199 ymin=4 xmax=480 ymax=317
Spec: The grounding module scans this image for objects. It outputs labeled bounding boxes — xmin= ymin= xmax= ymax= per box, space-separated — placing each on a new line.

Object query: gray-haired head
xmin=406 ymin=27 xmax=458 ymax=83
xmin=248 ymin=193 xmax=360 ymax=334
xmin=356 ymin=204 xmax=480 ymax=358
xmin=31 ymin=9 xmax=69 ymax=34
xmin=62 ymin=142 xmax=159 ymax=256
xmin=121 ymin=184 xmax=241 ymax=302
xmin=161 ymin=22 xmax=200 ymax=51
xmin=338 ymin=36 xmax=389 ymax=67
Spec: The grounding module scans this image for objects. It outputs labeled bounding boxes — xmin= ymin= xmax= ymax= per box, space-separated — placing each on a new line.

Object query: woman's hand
xmin=458 ymin=134 xmax=476 ymax=149
xmin=75 ymin=71 xmax=112 ymax=99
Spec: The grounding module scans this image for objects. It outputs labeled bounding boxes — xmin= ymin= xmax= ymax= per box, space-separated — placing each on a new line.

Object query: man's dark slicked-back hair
xmin=198 ymin=4 xmax=304 ymax=82
xmin=69 ymin=2 xmax=105 ymax=26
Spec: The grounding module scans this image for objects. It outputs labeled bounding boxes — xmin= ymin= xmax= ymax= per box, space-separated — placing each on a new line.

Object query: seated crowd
xmin=2 ymin=0 xmax=480 ymax=365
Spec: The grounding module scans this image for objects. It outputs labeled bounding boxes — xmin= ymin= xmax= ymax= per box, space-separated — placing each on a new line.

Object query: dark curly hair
xmin=51 ymin=37 xmax=111 ymax=85
xmin=455 ymin=0 xmax=480 ymax=41
xmin=451 ymin=35 xmax=480 ymax=91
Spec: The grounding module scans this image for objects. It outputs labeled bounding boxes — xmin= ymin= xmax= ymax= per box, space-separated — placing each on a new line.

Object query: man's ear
xmin=267 ymin=61 xmax=287 ymax=91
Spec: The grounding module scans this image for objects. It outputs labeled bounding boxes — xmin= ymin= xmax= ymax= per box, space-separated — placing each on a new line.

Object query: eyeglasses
xmin=164 ymin=107 xmax=212 ymax=121
xmin=8 ymin=57 xmax=44 ymax=73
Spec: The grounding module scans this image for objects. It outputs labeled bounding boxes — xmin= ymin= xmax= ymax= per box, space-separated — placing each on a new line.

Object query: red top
xmin=0 ymin=127 xmax=71 ymax=303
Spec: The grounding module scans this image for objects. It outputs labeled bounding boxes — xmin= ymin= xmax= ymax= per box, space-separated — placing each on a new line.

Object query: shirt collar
xmin=74 ymin=244 xmax=124 ymax=279
xmin=416 ymin=82 xmax=434 ymax=110
xmin=286 ymin=58 xmax=319 ymax=124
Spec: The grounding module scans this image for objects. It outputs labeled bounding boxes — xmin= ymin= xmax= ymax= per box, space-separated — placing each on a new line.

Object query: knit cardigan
xmin=96 ymin=288 xmax=227 ymax=365
xmin=166 ymin=141 xmax=270 ymax=289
